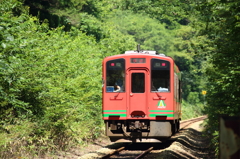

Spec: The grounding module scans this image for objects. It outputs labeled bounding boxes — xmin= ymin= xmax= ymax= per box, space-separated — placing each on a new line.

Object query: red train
xmin=102 ymin=46 xmax=182 ymax=142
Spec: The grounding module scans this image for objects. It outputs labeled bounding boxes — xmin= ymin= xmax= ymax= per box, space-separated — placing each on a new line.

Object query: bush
xmin=181 ymin=99 xmax=204 ymax=120
xmin=0 ymin=0 xmax=137 ymax=157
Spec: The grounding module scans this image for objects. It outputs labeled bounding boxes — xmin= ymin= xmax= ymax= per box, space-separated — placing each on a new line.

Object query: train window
xmin=106 ymin=59 xmax=125 ymax=92
xmin=131 ymin=73 xmax=145 ymax=93
xmin=151 ymin=59 xmax=170 ymax=92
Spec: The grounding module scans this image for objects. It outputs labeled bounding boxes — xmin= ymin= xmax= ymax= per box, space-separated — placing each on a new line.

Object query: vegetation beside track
xmin=181 ymin=100 xmax=204 ymax=121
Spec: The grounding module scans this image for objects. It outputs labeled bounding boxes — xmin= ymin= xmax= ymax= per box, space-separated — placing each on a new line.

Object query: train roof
xmin=124 ymin=50 xmax=166 ymax=56
xmin=104 ymin=50 xmax=173 ymax=61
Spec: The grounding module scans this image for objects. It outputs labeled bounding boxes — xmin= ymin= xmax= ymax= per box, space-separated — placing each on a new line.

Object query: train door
xmin=127 ymin=69 xmax=149 ymax=118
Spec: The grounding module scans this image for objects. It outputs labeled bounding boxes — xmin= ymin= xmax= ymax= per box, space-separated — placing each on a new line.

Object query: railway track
xmin=80 ymin=116 xmax=207 ymax=159
xmin=180 ymin=115 xmax=207 ymax=129
xmin=102 ymin=143 xmax=167 ymax=159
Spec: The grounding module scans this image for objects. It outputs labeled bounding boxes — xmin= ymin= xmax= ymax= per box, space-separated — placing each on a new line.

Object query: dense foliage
xmin=2 ymin=0 xmax=239 ymax=158
xmin=196 ymin=0 xmax=240 ymax=155
xmin=0 ymin=0 xmax=135 ymax=157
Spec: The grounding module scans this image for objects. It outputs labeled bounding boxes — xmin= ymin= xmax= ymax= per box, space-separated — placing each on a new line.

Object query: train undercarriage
xmin=105 ymin=119 xmax=180 ymax=142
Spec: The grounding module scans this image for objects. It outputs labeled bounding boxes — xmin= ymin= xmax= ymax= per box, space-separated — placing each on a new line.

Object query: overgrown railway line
xmin=80 ymin=116 xmax=207 ymax=159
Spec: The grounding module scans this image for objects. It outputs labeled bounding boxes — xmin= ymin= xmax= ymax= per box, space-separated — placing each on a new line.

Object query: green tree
xmin=119 ymin=0 xmax=193 ymax=29
xmin=196 ymin=0 xmax=240 ymax=155
xmin=106 ymin=11 xmax=175 ymax=54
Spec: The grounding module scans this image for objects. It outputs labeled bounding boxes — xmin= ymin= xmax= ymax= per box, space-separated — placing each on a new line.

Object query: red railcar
xmin=102 ymin=47 xmax=182 ymax=142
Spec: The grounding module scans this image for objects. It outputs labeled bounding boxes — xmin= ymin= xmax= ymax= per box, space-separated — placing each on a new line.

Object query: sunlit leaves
xmin=106 ymin=11 xmax=174 ymax=54
xmin=0 ymin=0 xmax=108 ymax=154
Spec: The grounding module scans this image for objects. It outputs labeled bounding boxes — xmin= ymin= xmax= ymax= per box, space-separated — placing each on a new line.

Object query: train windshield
xmin=151 ymin=59 xmax=170 ymax=92
xmin=106 ymin=58 xmax=125 ymax=92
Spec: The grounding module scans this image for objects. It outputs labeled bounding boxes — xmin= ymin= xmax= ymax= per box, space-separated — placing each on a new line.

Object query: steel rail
xmin=134 ymin=146 xmax=154 ymax=159
xmin=181 ymin=115 xmax=207 ymax=124
xmin=101 ymin=146 xmax=125 ymax=159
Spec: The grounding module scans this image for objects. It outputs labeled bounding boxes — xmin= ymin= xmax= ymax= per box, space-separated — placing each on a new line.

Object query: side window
xmin=174 ymin=73 xmax=178 ymax=99
xmin=151 ymin=59 xmax=170 ymax=92
xmin=106 ymin=59 xmax=125 ymax=92
xmin=179 ymin=80 xmax=182 ymax=102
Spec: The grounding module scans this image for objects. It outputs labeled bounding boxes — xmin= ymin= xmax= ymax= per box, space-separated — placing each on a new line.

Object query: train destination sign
xmin=131 ymin=58 xmax=146 ymax=63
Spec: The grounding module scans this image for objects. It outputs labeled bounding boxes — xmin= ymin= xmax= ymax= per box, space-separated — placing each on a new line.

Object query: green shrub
xmin=181 ymin=99 xmax=204 ymax=120
xmin=0 ymin=0 xmax=136 ymax=157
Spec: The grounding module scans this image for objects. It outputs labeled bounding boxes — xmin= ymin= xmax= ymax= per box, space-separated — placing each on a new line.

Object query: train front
xmin=102 ymin=51 xmax=181 ymax=142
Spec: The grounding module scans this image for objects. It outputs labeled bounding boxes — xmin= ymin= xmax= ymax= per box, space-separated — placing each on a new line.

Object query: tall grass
xmin=181 ymin=100 xmax=204 ymax=120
